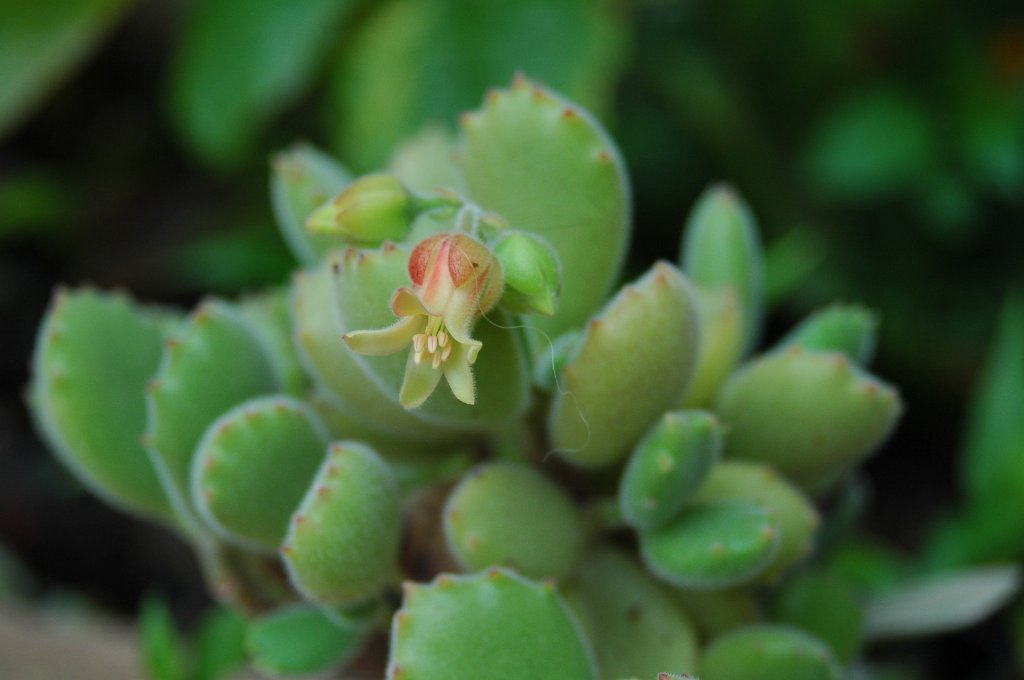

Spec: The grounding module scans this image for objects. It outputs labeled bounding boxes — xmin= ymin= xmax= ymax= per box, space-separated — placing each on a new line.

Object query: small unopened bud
xmin=493 ymin=231 xmax=562 ymax=316
xmin=307 ymin=173 xmax=413 ymax=245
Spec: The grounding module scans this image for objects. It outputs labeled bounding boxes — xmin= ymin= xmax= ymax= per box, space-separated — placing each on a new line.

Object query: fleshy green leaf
xmin=568 ymin=546 xmax=698 ymax=680
xmin=238 ymin=288 xmax=311 ymax=397
xmin=388 ymin=126 xmax=467 ymax=195
xmin=701 ymin=625 xmax=841 ymax=680
xmin=640 ymin=502 xmax=780 ymax=590
xmin=619 ymin=411 xmax=722 ymax=530
xmin=716 ymin=348 xmax=902 ymax=495
xmin=145 ymin=300 xmax=279 ymax=525
xmin=282 ymin=441 xmax=401 ymax=606
xmin=389 ymin=569 xmax=598 ymax=680
xmin=459 ymin=76 xmax=631 ymax=335
xmin=680 ymin=183 xmax=764 ymax=355
xmin=30 ymin=288 xmax=176 ymax=524
xmin=246 ymin=605 xmax=368 ymax=677
xmin=550 ymin=262 xmax=700 ymax=468
xmin=693 ymin=461 xmax=820 ymax=582
xmin=776 ymin=304 xmax=878 ymax=366
xmin=192 ymin=396 xmax=329 ymax=552
xmin=443 ymin=462 xmax=584 ymax=581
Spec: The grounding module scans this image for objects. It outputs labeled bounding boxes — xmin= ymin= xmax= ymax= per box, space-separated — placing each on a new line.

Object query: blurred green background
xmin=0 ymin=0 xmax=1021 ymax=677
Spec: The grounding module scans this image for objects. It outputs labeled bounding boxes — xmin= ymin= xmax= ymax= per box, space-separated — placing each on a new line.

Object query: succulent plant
xmin=29 ymin=76 xmax=909 ymax=680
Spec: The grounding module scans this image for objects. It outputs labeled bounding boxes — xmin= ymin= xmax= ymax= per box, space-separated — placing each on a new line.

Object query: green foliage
xmin=640 ymin=502 xmax=780 ymax=589
xmin=389 ymin=569 xmax=598 ymax=680
xmin=331 ymin=0 xmax=627 ymax=170
xmin=700 ymin=625 xmax=841 ymax=680
xmin=282 ymin=441 xmax=401 ymax=606
xmin=773 ymin=569 xmax=864 ymax=665
xmin=803 ymin=88 xmax=937 ymax=203
xmin=141 ymin=597 xmax=189 ymax=680
xmin=192 ymin=396 xmax=329 ymax=551
xmin=246 ymin=605 xmax=367 ymax=676
xmin=717 ymin=348 xmax=902 ymax=494
xmin=961 ymin=292 xmax=1024 ymax=507
xmin=549 ymin=262 xmax=700 ymax=468
xmin=26 ymin=79 xmax=940 ymax=679
xmin=459 ymin=77 xmax=631 ymax=335
xmin=0 ymin=0 xmax=132 ymax=139
xmin=168 ymin=0 xmax=356 ymax=168
xmin=863 ymin=565 xmax=1021 ymax=640
xmin=619 ymin=411 xmax=722 ymax=530
xmin=30 ymin=288 xmax=175 ymax=524
xmin=443 ymin=462 xmax=583 ymax=581
xmin=569 ymin=547 xmax=698 ymax=680
xmin=141 ymin=598 xmax=246 ymax=680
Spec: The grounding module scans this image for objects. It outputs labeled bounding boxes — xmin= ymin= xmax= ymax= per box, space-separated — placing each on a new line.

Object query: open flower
xmin=343 ymin=233 xmax=502 ymax=408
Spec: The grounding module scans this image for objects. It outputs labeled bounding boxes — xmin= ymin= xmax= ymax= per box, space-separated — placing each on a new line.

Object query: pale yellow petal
xmin=390 ymin=287 xmax=429 ymax=317
xmin=343 ymin=315 xmax=425 ymax=356
xmin=400 ymin=350 xmax=444 ymax=408
xmin=443 ymin=342 xmax=476 ymax=405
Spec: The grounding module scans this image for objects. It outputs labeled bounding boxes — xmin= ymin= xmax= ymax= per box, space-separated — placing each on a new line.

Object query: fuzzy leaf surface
xmin=550 ymin=262 xmax=700 ymax=468
xmin=30 ymin=288 xmax=175 ymax=524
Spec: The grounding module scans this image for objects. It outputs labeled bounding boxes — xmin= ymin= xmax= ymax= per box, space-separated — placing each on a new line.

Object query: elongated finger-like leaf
xmin=550 ymin=262 xmax=700 ymax=468
xmin=717 ymin=347 xmax=902 ymax=495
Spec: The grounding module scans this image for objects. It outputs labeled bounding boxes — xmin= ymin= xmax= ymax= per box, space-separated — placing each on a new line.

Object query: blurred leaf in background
xmin=802 ymin=87 xmax=937 ymax=204
xmin=926 ymin=291 xmax=1024 ymax=568
xmin=168 ymin=0 xmax=358 ymax=170
xmin=329 ymin=0 xmax=629 ymax=170
xmin=141 ymin=597 xmax=246 ymax=680
xmin=0 ymin=171 xmax=72 ymax=243
xmin=0 ymin=0 xmax=133 ymax=140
